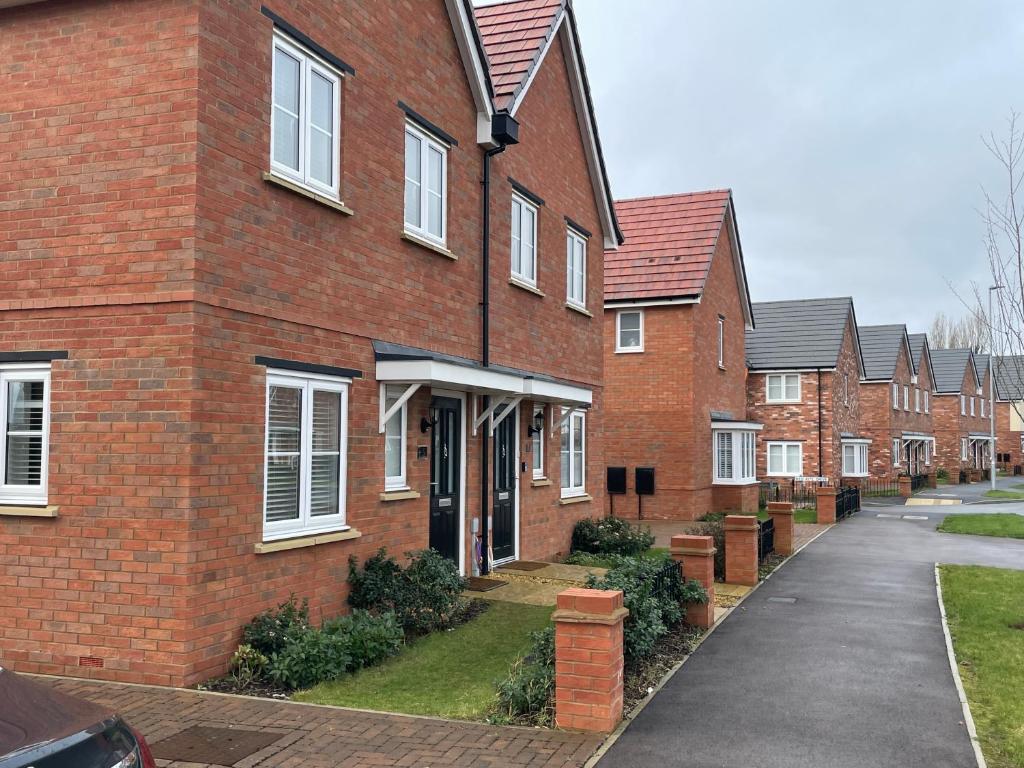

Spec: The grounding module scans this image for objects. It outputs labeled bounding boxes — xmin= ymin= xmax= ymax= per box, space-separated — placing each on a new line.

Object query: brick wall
xmin=934 ymin=366 xmax=993 ymax=473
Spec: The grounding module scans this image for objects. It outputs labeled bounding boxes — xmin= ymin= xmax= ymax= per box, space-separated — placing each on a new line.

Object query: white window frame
xmin=0 ymin=364 xmax=51 ymax=506
xmin=893 ymin=438 xmax=902 ymax=466
xmin=842 ymin=373 xmax=849 ymax=405
xmin=263 ymin=370 xmax=349 ymax=541
xmin=403 ymin=122 xmax=449 ymax=246
xmin=924 ymin=390 xmax=930 ymax=414
xmin=511 ymin=193 xmax=538 ymax=287
xmin=383 ymin=384 xmax=408 ymax=491
xmin=961 ymin=395 xmax=966 ymax=415
xmin=713 ymin=429 xmax=757 ymax=484
xmin=766 ymin=373 xmax=801 ymax=404
xmin=841 ymin=440 xmax=870 ymax=477
xmin=892 ymin=382 xmax=899 ymax=409
xmin=270 ymin=31 xmax=343 ymax=199
xmin=531 ymin=405 xmax=545 ymax=480
xmin=615 ymin=310 xmax=644 ymax=353
xmin=914 ymin=388 xmax=920 ymax=413
xmin=566 ymin=228 xmax=587 ymax=309
xmin=560 ymin=409 xmax=586 ymax=498
xmin=961 ymin=438 xmax=968 ymax=460
xmin=970 ymin=396 xmax=976 ymax=417
xmin=981 ymin=398 xmax=986 ymax=418
xmin=766 ymin=441 xmax=802 ymax=477
xmin=717 ymin=316 xmax=725 ymax=369
xmin=903 ymin=385 xmax=910 ymax=411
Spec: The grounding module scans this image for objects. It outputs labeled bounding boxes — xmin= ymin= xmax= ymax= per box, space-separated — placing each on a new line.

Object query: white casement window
xmin=531 ymin=405 xmax=545 ymax=479
xmin=0 ymin=365 xmax=51 ymax=506
xmin=271 ymin=32 xmax=342 ymax=198
xmin=925 ymin=441 xmax=932 ymax=466
xmin=970 ymin=397 xmax=976 ymax=416
xmin=264 ymin=370 xmax=348 ymax=541
xmin=903 ymin=385 xmax=910 ymax=411
xmin=566 ymin=228 xmax=586 ymax=308
xmin=766 ymin=441 xmax=802 ymax=476
xmin=893 ymin=439 xmax=902 ymax=466
xmin=981 ymin=398 xmax=986 ymax=418
xmin=843 ymin=373 xmax=849 ymax=405
xmin=961 ymin=395 xmax=966 ymax=415
xmin=766 ymin=373 xmax=800 ymax=404
xmin=615 ymin=310 xmax=643 ymax=353
xmin=961 ymin=438 xmax=969 ymax=460
xmin=404 ymin=122 xmax=448 ymax=245
xmin=713 ymin=430 xmax=756 ymax=484
xmin=924 ymin=390 xmax=930 ymax=414
xmin=892 ymin=383 xmax=899 ymax=409
xmin=914 ymin=388 xmax=920 ymax=413
xmin=511 ymin=194 xmax=538 ymax=286
xmin=560 ymin=409 xmax=585 ymax=498
xmin=383 ymin=385 xmax=407 ymax=491
xmin=841 ymin=441 xmax=869 ymax=477
xmin=717 ymin=316 xmax=725 ymax=368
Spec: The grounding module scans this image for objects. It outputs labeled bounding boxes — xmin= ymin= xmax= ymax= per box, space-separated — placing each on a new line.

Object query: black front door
xmin=492 ymin=405 xmax=517 ymax=562
xmin=429 ymin=397 xmax=460 ymax=562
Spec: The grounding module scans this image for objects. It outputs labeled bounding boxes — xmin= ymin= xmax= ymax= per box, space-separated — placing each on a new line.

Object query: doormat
xmin=468 ymin=576 xmax=507 ymax=592
xmin=150 ymin=726 xmax=283 ymax=765
xmin=499 ymin=560 xmax=548 ymax=572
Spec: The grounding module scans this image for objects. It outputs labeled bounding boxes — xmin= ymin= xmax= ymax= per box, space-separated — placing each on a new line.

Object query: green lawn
xmin=983 ymin=490 xmax=1024 ymax=501
xmin=793 ymin=509 xmax=819 ymax=525
xmin=294 ymin=601 xmax=552 ymax=719
xmin=938 ymin=514 xmax=1024 ymax=539
xmin=939 ymin=565 xmax=1024 ymax=768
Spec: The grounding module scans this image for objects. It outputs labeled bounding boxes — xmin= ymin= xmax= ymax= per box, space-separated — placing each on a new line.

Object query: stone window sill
xmin=380 ymin=488 xmax=421 ymax=502
xmin=262 ymin=172 xmax=354 ymax=215
xmin=402 ymin=230 xmax=457 ymax=260
xmin=558 ymin=493 xmax=592 ymax=506
xmin=0 ymin=505 xmax=59 ymax=518
xmin=566 ymin=302 xmax=592 ymax=317
xmin=510 ymin=278 xmax=545 ymax=297
xmin=531 ymin=478 xmax=552 ymax=487
xmin=254 ymin=528 xmax=362 ymax=554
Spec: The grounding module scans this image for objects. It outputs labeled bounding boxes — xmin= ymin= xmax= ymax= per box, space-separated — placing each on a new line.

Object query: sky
xmin=573 ymin=0 xmax=1024 ymax=333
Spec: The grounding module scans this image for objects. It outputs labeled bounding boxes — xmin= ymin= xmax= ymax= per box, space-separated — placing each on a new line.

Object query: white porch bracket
xmin=553 ymin=405 xmax=577 ymax=432
xmin=378 ymin=383 xmax=421 ymax=433
xmin=472 ymin=394 xmax=508 ymax=436
xmin=489 ymin=395 xmax=523 ymax=435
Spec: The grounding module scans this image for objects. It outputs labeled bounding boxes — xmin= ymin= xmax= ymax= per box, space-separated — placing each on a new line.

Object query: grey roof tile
xmin=930 ymin=348 xmax=977 ymax=394
xmin=745 ymin=297 xmax=855 ymax=370
xmin=858 ymin=325 xmax=910 ymax=381
xmin=993 ymin=355 xmax=1024 ymax=400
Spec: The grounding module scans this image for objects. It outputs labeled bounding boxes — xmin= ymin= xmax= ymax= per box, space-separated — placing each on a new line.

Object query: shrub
xmin=348 ymin=548 xmax=467 ymax=636
xmin=267 ymin=628 xmax=351 ymax=690
xmin=937 ymin=467 xmax=949 ymax=481
xmin=242 ymin=595 xmax=310 ymax=657
xmin=690 ymin=519 xmax=726 ymax=580
xmin=229 ymin=644 xmax=268 ymax=690
xmin=322 ymin=610 xmax=404 ymax=670
xmin=571 ymin=516 xmax=655 ymax=557
xmin=493 ymin=626 xmax=555 ymax=725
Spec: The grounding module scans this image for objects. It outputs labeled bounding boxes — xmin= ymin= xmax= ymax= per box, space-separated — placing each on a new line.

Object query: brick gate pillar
xmin=724 ymin=515 xmax=758 ymax=586
xmin=766 ymin=501 xmax=795 ymax=556
xmin=816 ymin=486 xmax=837 ymax=524
xmin=927 ymin=471 xmax=937 ymax=489
xmin=898 ymin=476 xmax=912 ymax=497
xmin=553 ymin=588 xmax=628 ymax=733
xmin=670 ymin=534 xmax=715 ymax=628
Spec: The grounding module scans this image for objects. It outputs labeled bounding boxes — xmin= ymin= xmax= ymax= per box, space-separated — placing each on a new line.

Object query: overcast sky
xmin=574 ymin=0 xmax=1024 ymax=332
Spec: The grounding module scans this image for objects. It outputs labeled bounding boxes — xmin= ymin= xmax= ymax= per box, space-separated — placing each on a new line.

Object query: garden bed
xmin=621 ymin=620 xmax=703 ymax=714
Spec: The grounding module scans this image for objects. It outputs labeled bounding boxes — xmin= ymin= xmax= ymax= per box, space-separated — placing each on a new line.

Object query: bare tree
xmin=928 ymin=310 xmax=987 ymax=352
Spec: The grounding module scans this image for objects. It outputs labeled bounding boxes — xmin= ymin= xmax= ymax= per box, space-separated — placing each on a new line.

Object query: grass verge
xmin=793 ymin=509 xmax=819 ymax=524
xmin=983 ymin=490 xmax=1024 ymax=501
xmin=939 ymin=565 xmax=1024 ymax=768
xmin=294 ymin=601 xmax=552 ymax=720
xmin=938 ymin=513 xmax=1024 ymax=539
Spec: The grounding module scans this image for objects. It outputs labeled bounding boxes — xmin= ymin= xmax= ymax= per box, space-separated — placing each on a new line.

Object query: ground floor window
xmin=383 ymin=385 xmax=408 ymax=490
xmin=893 ymin=438 xmax=902 ymax=466
xmin=531 ymin=405 xmax=545 ymax=479
xmin=766 ymin=441 xmax=802 ymax=476
xmin=713 ymin=429 xmax=756 ymax=483
xmin=0 ymin=364 xmax=50 ymax=505
xmin=841 ymin=441 xmax=869 ymax=477
xmin=560 ymin=409 xmax=585 ymax=497
xmin=961 ymin=438 xmax=968 ymax=461
xmin=264 ymin=370 xmax=349 ymax=540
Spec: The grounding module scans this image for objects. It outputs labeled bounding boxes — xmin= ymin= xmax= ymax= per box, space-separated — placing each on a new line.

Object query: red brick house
xmin=0 ymin=0 xmax=622 ymax=686
xmin=858 ymin=325 xmax=935 ymax=477
xmin=603 ymin=190 xmax=757 ymax=520
xmin=992 ymin=356 xmax=1024 ymax=467
xmin=930 ymin=348 xmax=992 ymax=476
xmin=745 ymin=298 xmax=866 ymax=485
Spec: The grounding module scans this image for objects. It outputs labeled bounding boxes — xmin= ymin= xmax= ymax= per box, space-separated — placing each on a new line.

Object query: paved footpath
xmin=43 ymin=676 xmax=601 ymax=768
xmin=599 ymin=511 xmax=1024 ymax=768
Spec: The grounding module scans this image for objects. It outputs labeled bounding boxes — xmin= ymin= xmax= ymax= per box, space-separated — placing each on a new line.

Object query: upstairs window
xmin=566 ymin=228 xmax=587 ymax=308
xmin=717 ymin=316 xmax=725 ymax=368
xmin=766 ymin=373 xmax=800 ymax=403
xmin=924 ymin=390 xmax=930 ymax=413
xmin=981 ymin=398 xmax=986 ymax=418
xmin=970 ymin=397 xmax=976 ymax=417
xmin=0 ymin=365 xmax=50 ymax=506
xmin=511 ymin=194 xmax=538 ymax=286
xmin=961 ymin=395 xmax=966 ymax=415
xmin=914 ymin=388 xmax=921 ymax=413
xmin=271 ymin=32 xmax=342 ymax=198
xmin=560 ymin=410 xmax=585 ymax=498
xmin=616 ymin=310 xmax=643 ymax=353
xmin=404 ymin=123 xmax=448 ymax=245
xmin=892 ymin=383 xmax=899 ymax=409
xmin=903 ymin=385 xmax=909 ymax=411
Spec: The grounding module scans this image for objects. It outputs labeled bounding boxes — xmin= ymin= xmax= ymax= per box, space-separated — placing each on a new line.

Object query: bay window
xmin=841 ymin=440 xmax=869 ymax=477
xmin=713 ymin=429 xmax=757 ymax=484
xmin=0 ymin=365 xmax=50 ymax=506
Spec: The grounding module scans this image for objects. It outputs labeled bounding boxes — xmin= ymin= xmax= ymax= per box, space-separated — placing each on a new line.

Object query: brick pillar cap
xmin=724 ymin=514 xmax=758 ymax=529
xmin=815 ymin=486 xmax=838 ymax=496
xmin=766 ymin=501 xmax=794 ymax=513
xmin=556 ymin=587 xmax=624 ymax=614
xmin=670 ymin=534 xmax=715 ymax=552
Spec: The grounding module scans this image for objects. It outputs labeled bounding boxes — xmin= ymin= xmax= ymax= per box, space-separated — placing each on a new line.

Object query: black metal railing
xmin=758 ymin=479 xmax=821 ymax=510
xmin=757 ymin=517 xmax=775 ymax=563
xmin=860 ymin=477 xmax=900 ymax=497
xmin=836 ymin=485 xmax=860 ymax=520
xmin=910 ymin=473 xmax=928 ymax=492
xmin=649 ymin=559 xmax=682 ymax=602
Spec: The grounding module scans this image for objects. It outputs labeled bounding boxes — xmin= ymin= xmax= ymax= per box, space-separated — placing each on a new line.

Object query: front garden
xmin=938 ymin=513 xmax=1024 ymax=539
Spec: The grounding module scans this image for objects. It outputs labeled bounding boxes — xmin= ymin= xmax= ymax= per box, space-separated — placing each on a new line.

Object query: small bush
xmin=322 ymin=610 xmax=404 ymax=670
xmin=937 ymin=467 xmax=949 ymax=481
xmin=267 ymin=628 xmax=351 ymax=690
xmin=690 ymin=519 xmax=726 ymax=581
xmin=229 ymin=644 xmax=269 ymax=690
xmin=493 ymin=626 xmax=555 ymax=725
xmin=242 ymin=595 xmax=310 ymax=657
xmin=348 ymin=548 xmax=467 ymax=636
xmin=571 ymin=516 xmax=655 ymax=556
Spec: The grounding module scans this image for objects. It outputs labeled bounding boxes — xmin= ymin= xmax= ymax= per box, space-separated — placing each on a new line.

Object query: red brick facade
xmin=0 ymin=0 xmax=613 ymax=686
xmin=933 ymin=365 xmax=992 ymax=475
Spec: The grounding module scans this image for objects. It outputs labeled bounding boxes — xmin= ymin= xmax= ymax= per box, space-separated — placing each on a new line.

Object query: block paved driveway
xmin=42 ymin=676 xmax=601 ymax=768
xmin=599 ymin=509 xmax=1024 ymax=768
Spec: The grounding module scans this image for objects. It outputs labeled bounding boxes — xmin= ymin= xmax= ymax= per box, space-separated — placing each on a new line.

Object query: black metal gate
xmin=835 ymin=485 xmax=860 ymax=520
xmin=757 ymin=518 xmax=775 ymax=562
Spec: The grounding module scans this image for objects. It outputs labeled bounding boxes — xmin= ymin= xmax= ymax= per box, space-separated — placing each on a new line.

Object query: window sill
xmin=765 ymin=400 xmax=801 ymax=405
xmin=254 ymin=527 xmax=362 ymax=554
xmin=614 ymin=348 xmax=643 ymax=354
xmin=262 ymin=172 xmax=354 ymax=215
xmin=402 ymin=230 xmax=457 ymax=260
xmin=531 ymin=478 xmax=552 ymax=487
xmin=510 ymin=278 xmax=544 ymax=297
xmin=0 ymin=505 xmax=58 ymax=518
xmin=711 ymin=479 xmax=759 ymax=487
xmin=565 ymin=302 xmax=592 ymax=317
xmin=558 ymin=493 xmax=592 ymax=505
xmin=380 ymin=488 xmax=421 ymax=502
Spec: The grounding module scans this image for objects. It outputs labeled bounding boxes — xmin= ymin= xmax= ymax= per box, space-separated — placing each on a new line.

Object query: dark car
xmin=0 ymin=666 xmax=155 ymax=768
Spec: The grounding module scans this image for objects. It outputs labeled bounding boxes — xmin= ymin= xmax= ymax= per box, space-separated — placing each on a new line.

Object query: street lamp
xmin=989 ymin=284 xmax=1003 ymax=491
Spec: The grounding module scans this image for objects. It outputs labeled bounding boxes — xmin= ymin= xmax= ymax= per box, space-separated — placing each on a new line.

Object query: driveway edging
xmin=933 ymin=564 xmax=988 ymax=768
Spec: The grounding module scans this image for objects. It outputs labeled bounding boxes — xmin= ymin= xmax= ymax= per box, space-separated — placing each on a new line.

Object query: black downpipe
xmin=817 ymin=368 xmax=823 ymax=476
xmin=479 ymin=144 xmax=507 ymax=576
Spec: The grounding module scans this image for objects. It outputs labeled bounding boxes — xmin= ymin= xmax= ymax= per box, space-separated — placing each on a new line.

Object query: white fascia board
xmin=508 ymin=10 xmax=564 ymax=116
xmin=376 ymin=359 xmax=524 ymax=395
xmin=523 ymin=377 xmax=592 ymax=406
xmin=444 ymin=0 xmax=494 ymax=144
xmin=752 ymin=367 xmax=837 ymax=374
xmin=604 ymin=297 xmax=700 ymax=310
xmin=711 ymin=421 xmax=764 ymax=431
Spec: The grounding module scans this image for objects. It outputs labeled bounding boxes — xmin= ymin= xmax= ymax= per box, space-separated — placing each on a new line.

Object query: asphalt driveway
xmin=598 ymin=511 xmax=1024 ymax=768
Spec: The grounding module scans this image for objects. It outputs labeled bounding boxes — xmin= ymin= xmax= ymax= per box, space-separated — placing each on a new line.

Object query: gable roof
xmin=858 ymin=325 xmax=913 ymax=381
xmin=469 ymin=0 xmax=623 ymax=246
xmin=975 ymin=355 xmax=989 ymax=384
xmin=930 ymin=348 xmax=979 ymax=394
xmin=906 ymin=333 xmax=935 ymax=389
xmin=605 ymin=190 xmax=752 ymax=323
xmin=993 ymin=355 xmax=1024 ymax=400
xmin=745 ymin=297 xmax=861 ymax=371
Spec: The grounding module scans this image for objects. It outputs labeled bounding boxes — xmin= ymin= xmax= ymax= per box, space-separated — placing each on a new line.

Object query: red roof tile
xmin=473 ymin=0 xmax=564 ymax=111
xmin=606 ymin=190 xmax=731 ymax=302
